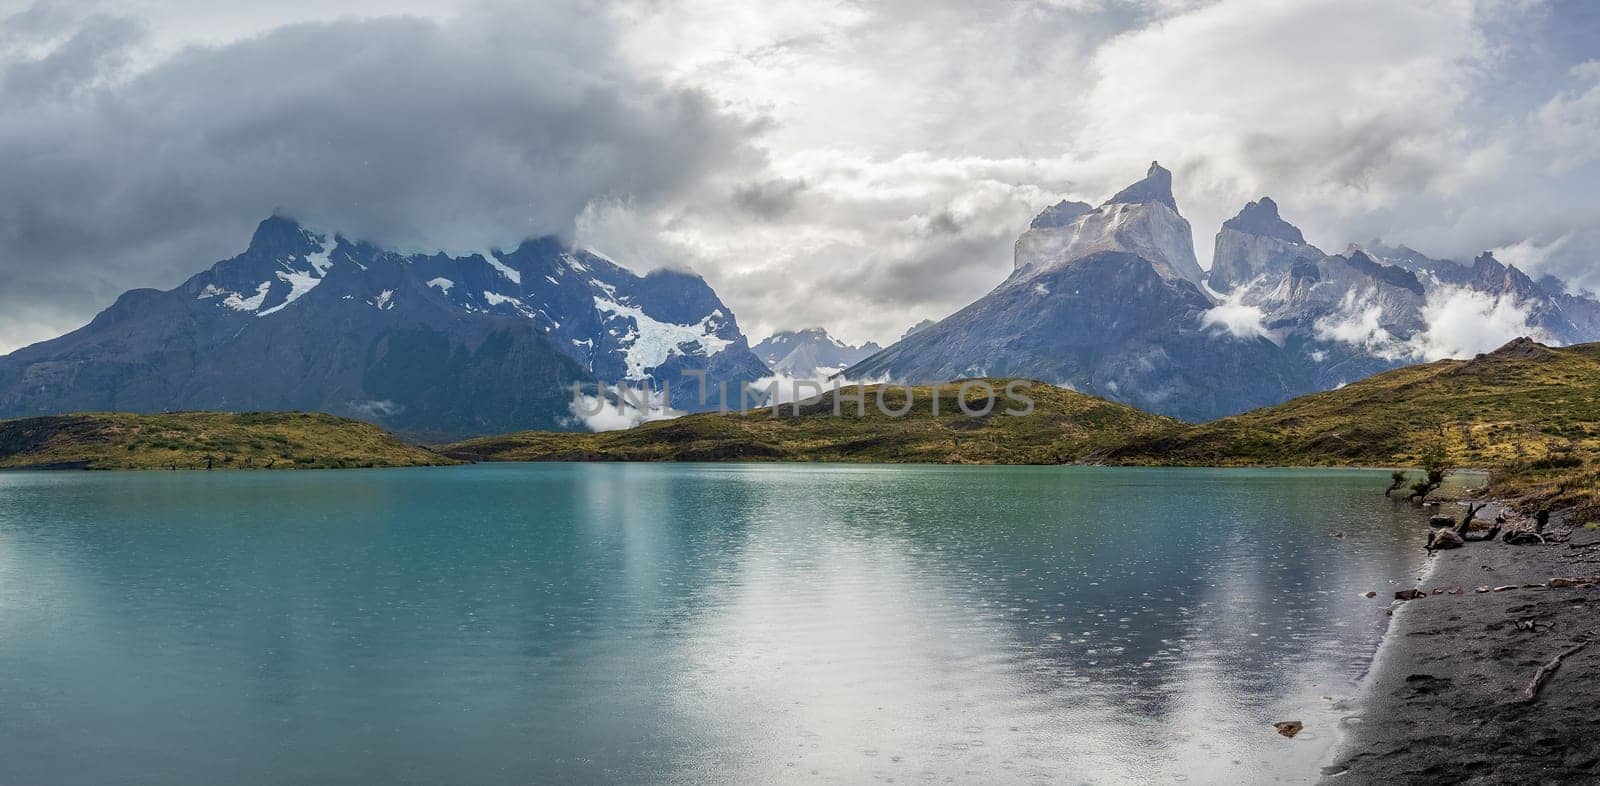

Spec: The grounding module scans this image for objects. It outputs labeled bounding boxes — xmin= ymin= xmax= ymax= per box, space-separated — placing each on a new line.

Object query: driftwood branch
xmin=1522 ymin=641 xmax=1589 ymax=702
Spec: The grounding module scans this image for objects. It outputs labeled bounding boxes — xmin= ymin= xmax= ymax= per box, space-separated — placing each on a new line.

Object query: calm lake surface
xmin=0 ymin=464 xmax=1434 ymax=784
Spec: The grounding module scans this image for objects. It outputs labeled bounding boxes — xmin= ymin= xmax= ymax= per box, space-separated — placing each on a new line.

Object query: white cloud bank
xmin=1201 ymin=288 xmax=1275 ymax=342
xmin=1313 ymin=285 xmax=1552 ymax=362
xmin=1411 ymin=287 xmax=1551 ymax=361
xmin=1313 ymin=292 xmax=1408 ymax=360
xmin=569 ymin=386 xmax=683 ymax=432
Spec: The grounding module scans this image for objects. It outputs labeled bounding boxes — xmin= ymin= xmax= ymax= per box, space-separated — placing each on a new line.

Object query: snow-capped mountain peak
xmin=753 ymin=327 xmax=882 ymax=378
xmin=1012 ymin=162 xmax=1206 ymax=288
xmin=845 ymin=174 xmax=1600 ymax=423
xmin=0 ymin=216 xmax=770 ymax=437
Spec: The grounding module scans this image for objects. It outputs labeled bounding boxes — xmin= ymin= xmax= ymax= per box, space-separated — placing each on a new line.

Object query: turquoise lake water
xmin=0 ymin=463 xmax=1433 ymax=784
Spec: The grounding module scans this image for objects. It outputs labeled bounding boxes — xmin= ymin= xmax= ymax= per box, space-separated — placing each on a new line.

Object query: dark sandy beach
xmin=1325 ymin=509 xmax=1600 ymax=784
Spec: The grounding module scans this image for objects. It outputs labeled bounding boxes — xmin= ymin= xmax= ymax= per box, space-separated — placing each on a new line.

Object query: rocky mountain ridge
xmin=0 ymin=217 xmax=771 ymax=438
xmin=845 ymin=164 xmax=1600 ymax=421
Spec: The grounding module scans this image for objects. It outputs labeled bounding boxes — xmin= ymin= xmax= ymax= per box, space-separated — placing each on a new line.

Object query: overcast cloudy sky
xmin=2 ymin=0 xmax=1599 ymax=354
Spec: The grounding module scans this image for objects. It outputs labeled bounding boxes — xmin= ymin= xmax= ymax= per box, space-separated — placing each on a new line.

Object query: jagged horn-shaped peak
xmin=1029 ymin=199 xmax=1093 ymax=230
xmin=1104 ymin=161 xmax=1177 ymax=212
xmin=1471 ymin=250 xmax=1514 ymax=279
xmin=1222 ymin=196 xmax=1306 ymax=245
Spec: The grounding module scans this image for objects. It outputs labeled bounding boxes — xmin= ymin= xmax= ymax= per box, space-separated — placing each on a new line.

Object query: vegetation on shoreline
xmin=441 ymin=380 xmax=1181 ymax=464
xmin=11 ymin=339 xmax=1598 ymax=522
xmin=0 ymin=412 xmax=457 ymax=471
xmin=1103 ymin=338 xmax=1600 ymax=519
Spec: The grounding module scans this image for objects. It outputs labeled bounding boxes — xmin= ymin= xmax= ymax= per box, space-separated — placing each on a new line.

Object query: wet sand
xmin=1325 ymin=511 xmax=1600 ymax=784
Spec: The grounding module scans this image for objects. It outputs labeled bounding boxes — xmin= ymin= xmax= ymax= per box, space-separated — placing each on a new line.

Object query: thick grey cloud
xmin=0 ymin=1 xmax=762 ymax=352
xmin=730 ymin=178 xmax=808 ymax=219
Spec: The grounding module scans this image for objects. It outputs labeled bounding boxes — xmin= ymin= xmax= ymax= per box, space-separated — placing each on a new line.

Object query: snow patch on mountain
xmin=307 ymin=247 xmax=333 ymax=275
xmin=594 ymin=298 xmax=732 ymax=380
xmin=481 ymin=252 xmax=521 ymax=284
xmin=258 ymin=269 xmax=321 ymax=317
xmin=221 ymin=282 xmax=271 ymax=312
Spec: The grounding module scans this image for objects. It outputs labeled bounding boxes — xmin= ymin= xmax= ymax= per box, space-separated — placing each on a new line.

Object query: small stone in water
xmin=1274 ymin=720 xmax=1303 ymax=738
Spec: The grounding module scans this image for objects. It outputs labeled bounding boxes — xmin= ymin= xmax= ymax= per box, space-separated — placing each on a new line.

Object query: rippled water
xmin=0 ymin=464 xmax=1432 ymax=784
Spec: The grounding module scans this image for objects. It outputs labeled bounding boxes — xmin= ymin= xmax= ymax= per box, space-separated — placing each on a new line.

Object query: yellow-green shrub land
xmin=1102 ymin=339 xmax=1600 ymax=518
xmin=444 ymin=340 xmax=1600 ymax=518
xmin=0 ymin=412 xmax=457 ymax=470
xmin=441 ymin=380 xmax=1182 ymax=465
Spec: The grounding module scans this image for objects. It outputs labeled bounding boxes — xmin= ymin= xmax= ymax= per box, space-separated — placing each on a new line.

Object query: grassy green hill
xmin=0 ymin=412 xmax=458 ymax=471
xmin=443 ymin=339 xmax=1600 ymax=518
xmin=1101 ymin=338 xmax=1600 ymax=516
xmin=441 ymin=380 xmax=1181 ymax=465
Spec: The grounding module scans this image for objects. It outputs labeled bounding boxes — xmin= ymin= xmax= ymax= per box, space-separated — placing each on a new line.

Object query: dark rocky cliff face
xmin=847 ymin=251 xmax=1304 ymax=422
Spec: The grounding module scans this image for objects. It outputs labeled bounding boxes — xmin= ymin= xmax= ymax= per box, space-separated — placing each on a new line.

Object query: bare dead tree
xmin=1385 ymin=470 xmax=1407 ymax=497
xmin=1458 ymin=502 xmax=1502 ymax=542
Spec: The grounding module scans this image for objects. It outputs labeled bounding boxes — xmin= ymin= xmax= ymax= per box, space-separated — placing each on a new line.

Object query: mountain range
xmin=843 ymin=162 xmax=1600 ymax=421
xmin=7 ymin=162 xmax=1599 ymax=434
xmin=0 ymin=217 xmax=769 ymax=439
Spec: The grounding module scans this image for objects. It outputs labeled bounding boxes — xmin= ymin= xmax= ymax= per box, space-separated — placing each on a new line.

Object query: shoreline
xmin=1322 ymin=504 xmax=1600 ymax=783
xmin=0 ymin=454 xmax=1501 ymax=474
xmin=1311 ymin=498 xmax=1455 ymax=782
